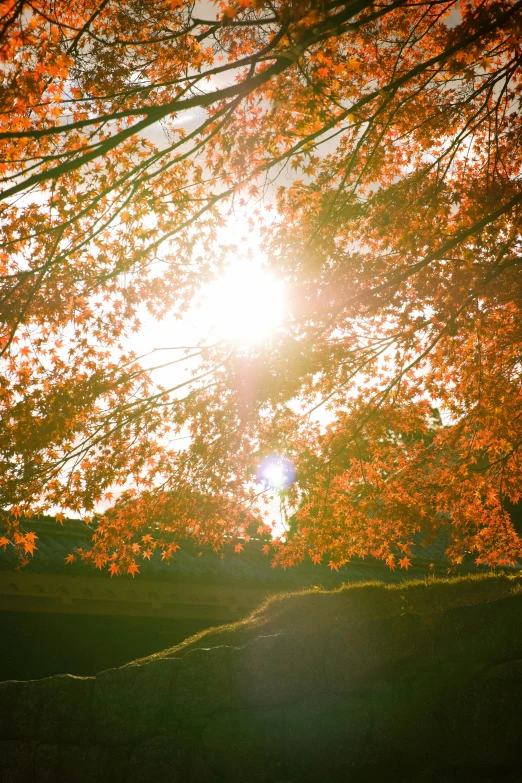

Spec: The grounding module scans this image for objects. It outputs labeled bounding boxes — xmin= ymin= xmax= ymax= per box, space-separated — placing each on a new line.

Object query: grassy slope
xmin=136 ymin=572 xmax=522 ymax=665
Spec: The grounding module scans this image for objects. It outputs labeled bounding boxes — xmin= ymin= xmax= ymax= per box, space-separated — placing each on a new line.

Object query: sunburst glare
xmin=194 ymin=260 xmax=285 ymax=345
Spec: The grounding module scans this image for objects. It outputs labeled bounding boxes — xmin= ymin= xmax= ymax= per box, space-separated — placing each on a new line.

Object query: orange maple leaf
xmin=386 ymin=556 xmax=396 ymax=571
xmin=65 ymin=554 xmax=75 ymax=565
xmin=127 ymin=562 xmax=139 ymax=577
xmin=22 ymin=532 xmax=38 ymax=556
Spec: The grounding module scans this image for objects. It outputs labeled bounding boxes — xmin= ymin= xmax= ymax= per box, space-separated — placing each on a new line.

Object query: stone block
xmin=325 ymin=613 xmax=433 ymax=692
xmin=433 ymin=594 xmax=522 ymax=668
xmin=187 ymin=755 xmax=218 ymax=783
xmin=370 ymin=671 xmax=459 ymax=764
xmin=33 ymin=743 xmax=128 ymax=783
xmin=443 ymin=658 xmax=522 ymax=769
xmin=0 ymin=740 xmax=35 ymax=783
xmin=93 ymin=658 xmax=180 ymax=744
xmin=233 ymin=632 xmax=325 ymax=707
xmin=36 ymin=675 xmax=94 ymax=744
xmin=161 ymin=646 xmax=233 ymax=730
xmin=285 ymin=693 xmax=372 ymax=779
xmin=0 ymin=682 xmax=24 ymax=740
xmin=0 ymin=677 xmax=74 ymax=741
xmin=201 ymin=708 xmax=286 ymax=782
xmin=127 ymin=733 xmax=192 ymax=783
xmin=0 ymin=675 xmax=92 ymax=743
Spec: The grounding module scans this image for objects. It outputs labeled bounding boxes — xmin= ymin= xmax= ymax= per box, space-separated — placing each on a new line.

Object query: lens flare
xmin=257 ymin=455 xmax=295 ymax=490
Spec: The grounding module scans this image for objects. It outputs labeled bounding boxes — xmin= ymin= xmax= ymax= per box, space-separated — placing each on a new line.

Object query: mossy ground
xmin=137 ymin=571 xmax=522 ymax=665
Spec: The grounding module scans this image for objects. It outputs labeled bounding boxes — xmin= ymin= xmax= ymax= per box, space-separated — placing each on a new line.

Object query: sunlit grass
xmin=132 ymin=572 xmax=521 ymax=666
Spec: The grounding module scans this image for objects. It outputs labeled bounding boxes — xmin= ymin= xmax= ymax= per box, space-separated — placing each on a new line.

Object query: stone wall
xmin=2 ymin=588 xmax=522 ymax=782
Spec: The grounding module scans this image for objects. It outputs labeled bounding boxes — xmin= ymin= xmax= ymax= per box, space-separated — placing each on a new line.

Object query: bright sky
xmin=100 ymin=0 xmax=349 ymax=528
xmin=130 ymin=207 xmax=285 ymax=374
xmin=124 ymin=207 xmax=292 ymax=532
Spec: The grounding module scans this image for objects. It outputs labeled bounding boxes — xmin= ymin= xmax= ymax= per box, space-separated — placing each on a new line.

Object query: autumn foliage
xmin=1 ymin=0 xmax=522 ymax=573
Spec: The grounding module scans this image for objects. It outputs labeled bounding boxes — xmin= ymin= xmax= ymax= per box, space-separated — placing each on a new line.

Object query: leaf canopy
xmin=1 ymin=0 xmax=522 ymax=571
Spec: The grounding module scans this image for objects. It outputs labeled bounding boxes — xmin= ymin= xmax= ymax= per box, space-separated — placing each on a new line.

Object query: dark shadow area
xmin=0 ymin=612 xmax=210 ymax=680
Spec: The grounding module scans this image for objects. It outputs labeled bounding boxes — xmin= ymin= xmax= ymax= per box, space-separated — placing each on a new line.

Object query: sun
xmin=195 ymin=260 xmax=285 ymax=345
